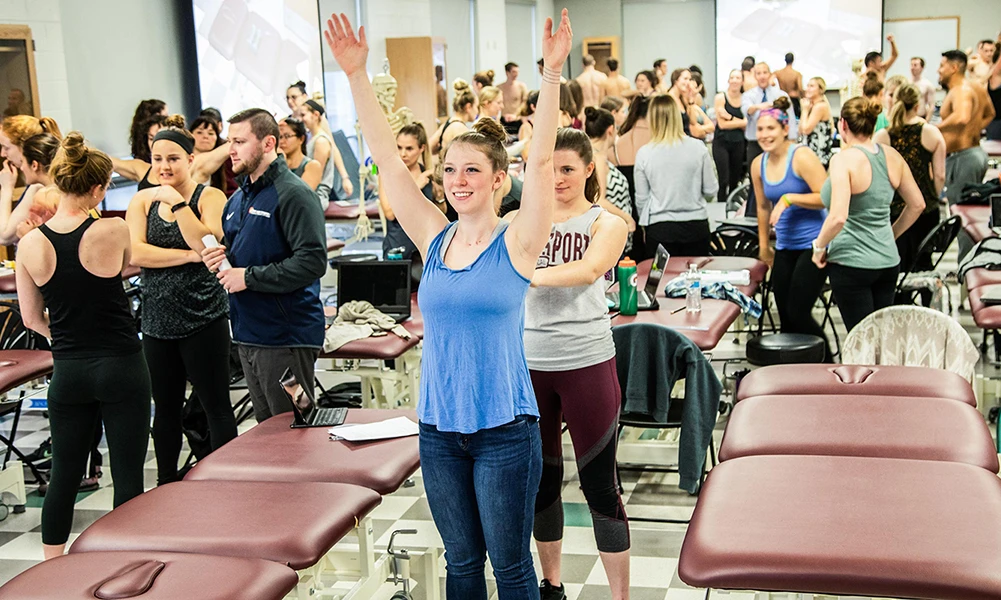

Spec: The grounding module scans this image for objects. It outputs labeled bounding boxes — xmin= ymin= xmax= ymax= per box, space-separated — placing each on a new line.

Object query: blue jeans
xmin=420 ymin=415 xmax=543 ymax=600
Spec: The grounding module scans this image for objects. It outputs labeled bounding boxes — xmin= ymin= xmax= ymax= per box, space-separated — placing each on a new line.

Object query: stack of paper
xmin=329 ymin=416 xmax=419 ymax=442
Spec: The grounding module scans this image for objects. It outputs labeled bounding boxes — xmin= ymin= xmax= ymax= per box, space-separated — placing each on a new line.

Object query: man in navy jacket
xmin=202 ymin=108 xmax=326 ymax=422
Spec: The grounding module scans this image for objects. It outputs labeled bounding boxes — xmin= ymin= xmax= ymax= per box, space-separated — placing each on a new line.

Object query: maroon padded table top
xmin=983 ymin=139 xmax=1001 ymax=157
xmin=965 ymin=268 xmax=1001 ymax=291
xmin=327 ymin=238 xmax=346 ymax=252
xmin=186 ymin=409 xmax=419 ymax=495
xmin=320 ymin=332 xmax=420 ymax=360
xmin=719 ymin=394 xmax=998 ymax=471
xmin=951 ymin=204 xmax=990 ymax=228
xmin=0 ymin=551 xmax=298 ymax=600
xmin=679 ymin=455 xmax=1001 ymax=600
xmin=612 ymin=297 xmax=740 ymax=351
xmin=736 ymin=364 xmax=976 ymax=406
xmin=324 ymin=201 xmax=380 ymax=220
xmin=633 ymin=256 xmax=764 ymax=296
xmin=70 ymin=480 xmax=381 ymax=570
xmin=968 ymin=286 xmax=1001 ymax=329
xmin=0 ymin=350 xmax=53 ymax=395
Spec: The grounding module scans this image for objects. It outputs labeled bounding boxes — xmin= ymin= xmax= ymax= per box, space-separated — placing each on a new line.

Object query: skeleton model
xmin=352 ymin=60 xmax=416 ymax=242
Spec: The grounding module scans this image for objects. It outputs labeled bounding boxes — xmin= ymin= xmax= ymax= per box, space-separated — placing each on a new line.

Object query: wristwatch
xmin=171 ymin=201 xmax=190 ymax=213
xmin=811 ymin=239 xmax=826 ymax=254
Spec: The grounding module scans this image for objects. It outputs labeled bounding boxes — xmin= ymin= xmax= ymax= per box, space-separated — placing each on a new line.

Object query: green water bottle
xmin=617 ymin=257 xmax=638 ymax=316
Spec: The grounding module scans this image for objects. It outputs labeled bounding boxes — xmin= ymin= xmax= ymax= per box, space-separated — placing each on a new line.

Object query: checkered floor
xmin=0 ymin=222 xmax=996 ymax=599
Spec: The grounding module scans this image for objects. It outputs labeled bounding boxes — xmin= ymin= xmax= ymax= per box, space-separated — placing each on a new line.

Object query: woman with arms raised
xmin=327 ymin=9 xmax=572 ymax=599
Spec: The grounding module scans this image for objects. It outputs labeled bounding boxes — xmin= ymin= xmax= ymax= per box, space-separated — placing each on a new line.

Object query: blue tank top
xmin=417 ymin=221 xmax=539 ymax=434
xmin=761 ymin=145 xmax=827 ymax=251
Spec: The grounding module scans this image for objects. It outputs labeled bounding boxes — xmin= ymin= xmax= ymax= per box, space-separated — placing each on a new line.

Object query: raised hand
xmin=542 ymin=8 xmax=573 ymax=71
xmin=324 ymin=13 xmax=368 ymax=77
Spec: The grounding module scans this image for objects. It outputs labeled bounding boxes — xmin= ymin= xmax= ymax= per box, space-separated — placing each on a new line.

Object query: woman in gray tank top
xmin=278 ymin=117 xmax=322 ymax=192
xmin=300 ymin=99 xmax=353 ymax=207
xmin=812 ymin=97 xmax=926 ymax=331
xmin=513 ymin=128 xmax=631 ymax=599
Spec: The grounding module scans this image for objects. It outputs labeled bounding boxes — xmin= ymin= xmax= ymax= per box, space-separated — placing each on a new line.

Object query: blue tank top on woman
xmin=761 ymin=145 xmax=827 ymax=251
xmin=417 ymin=220 xmax=539 ymax=434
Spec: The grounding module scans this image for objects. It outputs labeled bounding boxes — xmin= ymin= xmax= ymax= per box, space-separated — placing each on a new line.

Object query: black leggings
xmin=645 ymin=219 xmax=711 ymax=258
xmin=772 ymin=248 xmax=832 ymax=361
xmin=531 ymin=358 xmax=629 ymax=553
xmin=827 ymin=262 xmax=900 ymax=332
xmin=43 ymin=351 xmax=150 ymax=545
xmin=712 ymin=136 xmax=746 ymax=204
xmin=744 ymin=140 xmax=763 ymax=217
xmin=143 ymin=317 xmax=237 ymax=485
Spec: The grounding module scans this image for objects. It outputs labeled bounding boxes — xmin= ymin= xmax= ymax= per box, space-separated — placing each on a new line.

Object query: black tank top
xmin=137 ymin=167 xmax=158 ymax=191
xmin=715 ymin=94 xmax=745 ymax=143
xmin=38 ymin=218 xmax=141 ymax=359
xmin=141 ymin=185 xmax=228 ymax=339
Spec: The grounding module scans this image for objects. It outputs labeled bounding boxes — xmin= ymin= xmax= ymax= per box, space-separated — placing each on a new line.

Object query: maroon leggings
xmin=530 ymin=357 xmax=629 ymax=553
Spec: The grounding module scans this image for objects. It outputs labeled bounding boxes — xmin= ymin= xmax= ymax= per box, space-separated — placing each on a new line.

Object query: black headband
xmin=304 ymin=99 xmax=325 ymax=116
xmin=152 ymin=129 xmax=195 ymax=154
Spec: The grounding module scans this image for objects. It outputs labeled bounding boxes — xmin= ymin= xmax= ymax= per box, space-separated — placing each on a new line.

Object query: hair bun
xmin=472 ymin=118 xmax=506 ymax=144
xmin=453 ymin=78 xmax=470 ymax=93
xmin=486 ymin=69 xmax=495 ymax=80
xmin=772 ymin=96 xmax=791 ymax=111
xmin=584 ymin=106 xmax=600 ymax=120
xmin=164 ymin=114 xmax=186 ymax=129
xmin=59 ymin=132 xmax=89 ymax=168
xmin=864 ymin=100 xmax=883 ymax=120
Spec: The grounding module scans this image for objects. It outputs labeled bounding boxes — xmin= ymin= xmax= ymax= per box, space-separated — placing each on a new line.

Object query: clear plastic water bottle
xmin=686 ymin=264 xmax=702 ymax=313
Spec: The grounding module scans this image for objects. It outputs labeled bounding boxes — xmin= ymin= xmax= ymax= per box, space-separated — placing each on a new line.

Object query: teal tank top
xmin=417 ymin=221 xmax=539 ymax=434
xmin=820 ymin=144 xmax=900 ymax=269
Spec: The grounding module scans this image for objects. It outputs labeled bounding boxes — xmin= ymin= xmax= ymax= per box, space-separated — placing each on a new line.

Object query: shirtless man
xmin=937 ymin=50 xmax=992 ymax=204
xmin=654 ymin=58 xmax=669 ymax=93
xmin=968 ymin=39 xmax=997 ymax=85
xmin=600 ymin=58 xmax=631 ymax=98
xmin=575 ymin=54 xmax=608 ymax=109
xmin=741 ymin=56 xmax=756 ymax=92
xmin=498 ymin=62 xmax=528 ymax=134
xmin=774 ymin=52 xmax=803 ymax=118
xmin=862 ymin=34 xmax=899 ymax=83
xmin=910 ymin=57 xmax=937 ymax=119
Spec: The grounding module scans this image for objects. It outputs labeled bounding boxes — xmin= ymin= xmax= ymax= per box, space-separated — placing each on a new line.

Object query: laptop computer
xmin=606 ymin=245 xmax=670 ymax=311
xmin=279 ymin=367 xmax=348 ymax=428
xmin=337 ymin=260 xmax=412 ymax=323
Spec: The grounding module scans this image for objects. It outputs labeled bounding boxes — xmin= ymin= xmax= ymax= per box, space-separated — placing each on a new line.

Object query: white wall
xmin=0 ymin=0 xmax=72 ymax=132
xmin=431 ymin=0 xmax=474 ymax=103
xmin=59 ymin=0 xmax=188 ymax=157
xmin=622 ymin=0 xmax=716 ymax=98
xmin=505 ymin=2 xmax=538 ymax=89
xmin=475 ymin=0 xmax=508 ymax=80
xmin=884 ymin=0 xmax=1000 ymax=55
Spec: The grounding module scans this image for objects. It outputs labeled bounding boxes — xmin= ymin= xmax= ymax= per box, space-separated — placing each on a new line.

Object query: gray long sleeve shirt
xmin=634 ymin=138 xmax=719 ymax=226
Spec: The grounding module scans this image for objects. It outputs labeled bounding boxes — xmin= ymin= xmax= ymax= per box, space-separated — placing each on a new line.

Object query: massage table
xmin=186 ymin=409 xmax=420 ymax=495
xmin=0 ymin=350 xmax=55 ymax=512
xmin=736 ymin=364 xmax=977 ymax=406
xmin=70 ymin=480 xmax=385 ymax=599
xmin=325 ymin=200 xmax=380 ymax=221
xmin=719 ymin=393 xmax=998 ymax=471
xmin=679 ymin=455 xmax=1001 ymax=600
xmin=0 ymin=551 xmax=299 ymax=600
xmin=185 ymin=409 xmax=435 ymax=596
xmin=983 ymin=139 xmax=1001 ymax=158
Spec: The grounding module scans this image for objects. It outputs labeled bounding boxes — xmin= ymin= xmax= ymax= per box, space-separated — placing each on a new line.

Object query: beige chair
xmin=841 ymin=305 xmax=980 ymax=383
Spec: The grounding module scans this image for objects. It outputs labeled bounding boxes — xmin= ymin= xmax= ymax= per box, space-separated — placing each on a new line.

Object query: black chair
xmin=612 ymin=324 xmax=720 ymax=524
xmin=708 ymin=225 xmax=759 ymax=258
xmin=895 ymin=215 xmax=961 ymax=307
xmin=724 ymin=180 xmax=750 ymax=217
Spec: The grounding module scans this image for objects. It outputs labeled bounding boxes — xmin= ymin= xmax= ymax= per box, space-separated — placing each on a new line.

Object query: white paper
xmin=329 ymin=416 xmax=419 ymax=441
